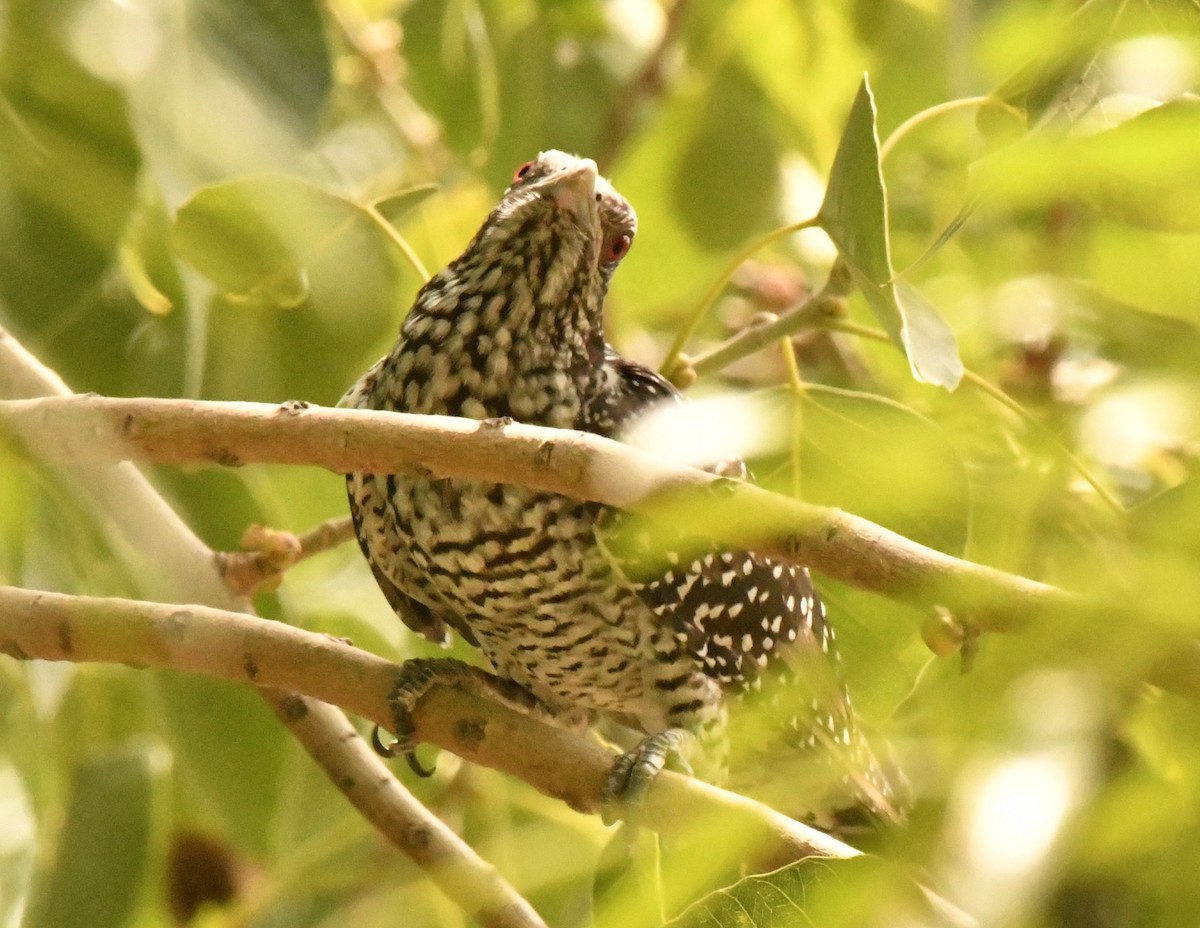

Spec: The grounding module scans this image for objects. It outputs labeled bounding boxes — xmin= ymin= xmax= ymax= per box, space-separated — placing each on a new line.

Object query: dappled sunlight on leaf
xmin=938 ymin=671 xmax=1103 ymax=926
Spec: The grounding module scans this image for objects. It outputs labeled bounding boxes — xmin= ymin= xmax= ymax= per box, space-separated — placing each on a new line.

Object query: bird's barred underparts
xmin=345 ymin=151 xmax=904 ymax=825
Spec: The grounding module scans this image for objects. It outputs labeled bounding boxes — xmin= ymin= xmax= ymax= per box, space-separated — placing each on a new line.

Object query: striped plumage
xmin=345 ymin=151 xmax=902 ymax=825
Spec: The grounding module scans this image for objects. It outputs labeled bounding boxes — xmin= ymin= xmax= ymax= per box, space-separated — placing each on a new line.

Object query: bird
xmin=344 ymin=151 xmax=903 ymax=827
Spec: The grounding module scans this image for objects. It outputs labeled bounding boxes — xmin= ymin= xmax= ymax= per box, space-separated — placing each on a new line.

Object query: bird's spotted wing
xmin=598 ymin=513 xmax=904 ymax=820
xmin=610 ymin=529 xmax=839 ymax=691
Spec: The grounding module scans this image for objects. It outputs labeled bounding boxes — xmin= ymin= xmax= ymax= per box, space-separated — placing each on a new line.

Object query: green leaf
xmin=818 ymin=77 xmax=963 ymax=390
xmin=117 ymin=0 xmax=332 ymax=192
xmin=894 ymin=282 xmax=965 ymax=394
xmin=118 ymin=177 xmax=184 ymax=316
xmin=819 ymin=79 xmax=893 ymax=310
xmin=674 ymin=66 xmax=783 ymax=250
xmin=26 ymin=740 xmax=166 ymax=928
xmin=664 ymin=856 xmax=935 ymax=928
xmin=174 ymin=174 xmax=414 ymax=400
xmin=984 ymin=0 xmax=1123 ymax=132
xmin=794 ymin=385 xmax=969 ymax=555
xmin=173 ymin=176 xmax=381 ymax=308
xmin=373 ymin=183 xmax=441 ymax=227
xmin=160 ymin=676 xmax=287 ymax=857
xmin=0 ymin=3 xmax=140 ymax=324
xmin=1128 ymin=480 xmax=1200 ymax=559
xmin=592 ymin=825 xmax=665 ymax=928
xmin=975 ymin=97 xmax=1200 ymax=232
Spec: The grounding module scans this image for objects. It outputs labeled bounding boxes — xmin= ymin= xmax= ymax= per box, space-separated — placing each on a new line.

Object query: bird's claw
xmin=601 ymin=729 xmax=693 ymax=826
xmin=370 ymin=658 xmax=462 ymax=775
xmin=371 ymin=725 xmax=439 ymax=777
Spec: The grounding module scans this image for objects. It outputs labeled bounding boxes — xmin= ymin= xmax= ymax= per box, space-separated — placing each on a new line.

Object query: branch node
xmin=276 ymin=400 xmax=311 ymax=416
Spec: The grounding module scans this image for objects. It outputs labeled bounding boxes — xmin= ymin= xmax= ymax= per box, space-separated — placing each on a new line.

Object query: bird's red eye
xmin=512 ymin=161 xmax=535 ymax=183
xmin=604 ymin=233 xmax=632 ymax=264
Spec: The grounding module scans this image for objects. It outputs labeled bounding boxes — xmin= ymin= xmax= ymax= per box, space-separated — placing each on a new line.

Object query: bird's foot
xmin=375 ymin=658 xmax=548 ymax=777
xmin=601 ymin=728 xmax=695 ymax=826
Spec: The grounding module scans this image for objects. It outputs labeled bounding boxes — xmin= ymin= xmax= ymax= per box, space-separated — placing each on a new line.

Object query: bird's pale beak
xmin=549 ymin=159 xmax=599 ymax=225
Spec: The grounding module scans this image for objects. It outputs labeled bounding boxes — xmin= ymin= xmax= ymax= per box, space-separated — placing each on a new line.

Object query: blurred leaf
xmin=113 ymin=0 xmax=332 ymax=198
xmin=976 ymin=97 xmax=1200 ymax=232
xmin=984 ymin=0 xmax=1122 ymax=131
xmin=182 ymin=0 xmax=332 ymax=131
xmin=118 ymin=177 xmax=184 ymax=316
xmin=593 ymin=826 xmax=664 ymax=928
xmin=492 ymin=11 xmax=624 ymax=181
xmin=819 ymin=77 xmax=963 ymax=389
xmin=1050 ymin=276 xmax=1200 ymax=371
xmin=0 ymin=1 xmax=140 ymax=322
xmin=606 ymin=95 xmax=724 ymax=326
xmin=373 ymin=183 xmax=441 ymax=227
xmin=26 ymin=740 xmax=165 ymax=928
xmin=675 ymin=66 xmax=783 ymax=250
xmin=0 ymin=1 xmax=190 ymax=397
xmin=794 ymin=386 xmax=969 ymax=555
xmin=173 ymin=176 xmax=365 ymax=307
xmin=1128 ymin=480 xmax=1200 ymax=559
xmin=173 ymin=175 xmax=408 ymax=399
xmin=401 ymin=0 xmax=498 ymax=156
xmin=664 ymin=856 xmax=934 ymax=928
xmin=158 ymin=675 xmax=286 ymax=858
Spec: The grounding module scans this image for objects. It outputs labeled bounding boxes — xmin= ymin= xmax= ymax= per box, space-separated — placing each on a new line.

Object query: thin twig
xmin=270 ymin=694 xmax=547 ymax=928
xmin=659 ymin=217 xmax=821 ymax=382
xmin=216 ymin=516 xmax=356 ymax=597
xmin=687 ymin=293 xmax=843 ymax=378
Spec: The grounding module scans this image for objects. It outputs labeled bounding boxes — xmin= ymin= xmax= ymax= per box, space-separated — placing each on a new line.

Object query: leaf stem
xmin=780 ymin=336 xmax=806 ymax=500
xmin=365 ymin=204 xmax=431 ymax=283
xmin=878 ymin=96 xmax=995 ymax=164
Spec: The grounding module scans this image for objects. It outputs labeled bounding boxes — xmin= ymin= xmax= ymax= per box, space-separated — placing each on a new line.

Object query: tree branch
xmin=0 ymin=393 xmax=1093 ymax=630
xmin=0 ymin=584 xmax=855 ymax=866
xmin=0 ymin=327 xmax=548 ymax=928
xmin=269 ymin=694 xmax=546 ymax=927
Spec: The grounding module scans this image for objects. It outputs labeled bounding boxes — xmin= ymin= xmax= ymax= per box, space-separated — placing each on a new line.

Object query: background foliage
xmin=3 ymin=0 xmax=1200 ymax=926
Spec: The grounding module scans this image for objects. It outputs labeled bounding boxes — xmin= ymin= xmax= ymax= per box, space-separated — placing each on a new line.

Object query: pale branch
xmin=6 ymin=394 xmax=1198 ymax=699
xmin=0 ymin=326 xmax=548 ymax=928
xmin=0 ymin=329 xmax=244 ymax=609
xmin=0 ymin=392 xmax=1095 ymax=630
xmin=0 ymin=584 xmax=856 ymax=866
xmin=268 ymin=694 xmax=546 ymax=928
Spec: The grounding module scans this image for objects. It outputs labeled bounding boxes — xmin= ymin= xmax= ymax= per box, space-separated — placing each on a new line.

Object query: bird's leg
xmin=376 ymin=657 xmax=558 ymax=776
xmin=601 ymin=728 xmax=697 ymax=825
